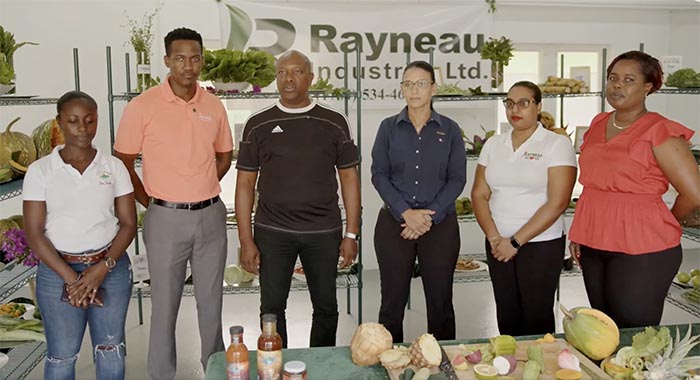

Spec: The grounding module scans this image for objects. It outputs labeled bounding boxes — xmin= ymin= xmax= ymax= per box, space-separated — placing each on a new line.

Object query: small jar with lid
xmin=283 ymin=361 xmax=307 ymax=380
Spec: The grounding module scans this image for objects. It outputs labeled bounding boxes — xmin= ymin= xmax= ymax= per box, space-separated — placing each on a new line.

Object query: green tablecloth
xmin=205 ymin=323 xmax=700 ymax=380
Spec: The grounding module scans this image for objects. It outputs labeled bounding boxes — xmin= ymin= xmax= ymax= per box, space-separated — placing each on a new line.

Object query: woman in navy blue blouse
xmin=371 ymin=61 xmax=467 ymax=343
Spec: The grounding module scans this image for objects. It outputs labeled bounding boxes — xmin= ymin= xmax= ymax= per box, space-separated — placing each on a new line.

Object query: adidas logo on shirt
xmin=271 ymin=125 xmax=284 ymax=133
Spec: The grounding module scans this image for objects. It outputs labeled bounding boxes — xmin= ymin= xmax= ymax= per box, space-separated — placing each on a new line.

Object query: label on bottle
xmin=227 ymin=361 xmax=249 ymax=380
xmin=257 ymin=350 xmax=283 ymax=380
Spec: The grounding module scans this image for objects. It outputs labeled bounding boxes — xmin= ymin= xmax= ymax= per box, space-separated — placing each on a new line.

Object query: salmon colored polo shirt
xmin=114 ymin=79 xmax=233 ymax=202
xmin=569 ymin=112 xmax=694 ymax=255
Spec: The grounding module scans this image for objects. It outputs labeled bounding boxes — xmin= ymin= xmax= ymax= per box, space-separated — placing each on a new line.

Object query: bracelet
xmin=66 ymin=273 xmax=82 ymax=286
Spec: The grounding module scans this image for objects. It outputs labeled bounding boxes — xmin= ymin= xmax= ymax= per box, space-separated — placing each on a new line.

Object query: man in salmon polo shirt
xmin=114 ymin=28 xmax=233 ymax=379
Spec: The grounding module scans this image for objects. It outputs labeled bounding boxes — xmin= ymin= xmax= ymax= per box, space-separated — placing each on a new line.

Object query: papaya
xmin=31 ymin=119 xmax=63 ymax=158
xmin=561 ymin=305 xmax=619 ymax=360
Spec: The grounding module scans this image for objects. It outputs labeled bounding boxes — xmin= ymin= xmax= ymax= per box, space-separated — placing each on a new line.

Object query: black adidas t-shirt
xmin=236 ymin=101 xmax=360 ymax=233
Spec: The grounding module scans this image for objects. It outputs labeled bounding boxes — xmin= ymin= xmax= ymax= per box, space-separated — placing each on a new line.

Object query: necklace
xmin=611 ymin=112 xmax=629 ymax=130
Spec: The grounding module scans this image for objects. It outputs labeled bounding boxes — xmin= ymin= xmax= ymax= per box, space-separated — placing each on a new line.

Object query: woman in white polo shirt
xmin=23 ymin=91 xmax=136 ymax=380
xmin=471 ymin=81 xmax=577 ymax=336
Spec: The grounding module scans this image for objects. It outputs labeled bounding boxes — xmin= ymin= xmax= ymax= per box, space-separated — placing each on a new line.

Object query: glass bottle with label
xmin=257 ymin=314 xmax=283 ymax=380
xmin=226 ymin=325 xmax=249 ymax=380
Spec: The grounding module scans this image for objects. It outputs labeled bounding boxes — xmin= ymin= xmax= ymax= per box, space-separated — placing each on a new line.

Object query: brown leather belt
xmin=61 ymin=250 xmax=108 ymax=264
xmin=152 ymin=196 xmax=219 ymax=210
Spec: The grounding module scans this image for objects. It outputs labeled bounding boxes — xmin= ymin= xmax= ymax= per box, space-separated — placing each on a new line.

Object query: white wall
xmin=1 ymin=1 xmax=699 ymax=270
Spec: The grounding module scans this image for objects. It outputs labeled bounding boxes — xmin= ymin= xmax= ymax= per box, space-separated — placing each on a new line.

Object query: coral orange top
xmin=569 ymin=112 xmax=694 ymax=255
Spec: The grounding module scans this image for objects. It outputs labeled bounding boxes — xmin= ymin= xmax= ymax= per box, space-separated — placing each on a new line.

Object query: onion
xmin=465 ymin=349 xmax=482 ymax=364
xmin=557 ymin=349 xmax=581 ymax=371
xmin=492 ymin=355 xmax=516 ymax=375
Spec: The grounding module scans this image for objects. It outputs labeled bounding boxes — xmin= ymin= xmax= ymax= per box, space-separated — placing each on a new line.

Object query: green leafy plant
xmin=0 ymin=53 xmax=14 ymax=86
xmin=479 ymin=36 xmax=514 ymax=88
xmin=485 ymin=0 xmax=496 ymax=13
xmin=201 ymin=49 xmax=276 ymax=87
xmin=666 ymin=68 xmax=700 ymax=88
xmin=310 ymin=78 xmax=349 ymax=98
xmin=123 ymin=7 xmax=159 ymax=92
xmin=0 ymin=25 xmax=38 ymax=68
xmin=463 ymin=126 xmax=495 ymax=155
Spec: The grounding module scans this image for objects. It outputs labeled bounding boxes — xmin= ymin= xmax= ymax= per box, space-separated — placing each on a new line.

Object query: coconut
xmin=0 ymin=117 xmax=37 ymax=169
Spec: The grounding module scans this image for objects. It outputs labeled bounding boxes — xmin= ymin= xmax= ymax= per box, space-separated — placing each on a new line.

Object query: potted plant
xmin=479 ymin=36 xmax=514 ymax=90
xmin=0 ymin=25 xmax=38 ymax=94
xmin=200 ymin=49 xmax=276 ymax=92
xmin=124 ymin=8 xmax=159 ymax=92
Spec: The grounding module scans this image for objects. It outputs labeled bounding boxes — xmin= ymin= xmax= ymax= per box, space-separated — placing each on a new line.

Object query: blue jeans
xmin=36 ymin=254 xmax=132 ymax=380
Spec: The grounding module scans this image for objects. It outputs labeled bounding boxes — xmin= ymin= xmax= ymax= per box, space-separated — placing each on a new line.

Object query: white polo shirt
xmin=23 ymin=146 xmax=133 ymax=253
xmin=478 ymin=124 xmax=577 ymax=242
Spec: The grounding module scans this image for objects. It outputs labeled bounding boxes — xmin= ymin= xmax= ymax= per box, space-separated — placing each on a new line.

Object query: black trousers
xmin=255 ymin=226 xmax=341 ymax=348
xmin=580 ymin=244 xmax=682 ymax=328
xmin=486 ymin=235 xmax=565 ymax=337
xmin=375 ymin=208 xmax=460 ymax=343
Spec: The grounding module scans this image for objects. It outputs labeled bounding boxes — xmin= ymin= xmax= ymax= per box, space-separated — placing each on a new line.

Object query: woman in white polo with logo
xmin=23 ymin=91 xmax=136 ymax=379
xmin=471 ymin=81 xmax=577 ymax=336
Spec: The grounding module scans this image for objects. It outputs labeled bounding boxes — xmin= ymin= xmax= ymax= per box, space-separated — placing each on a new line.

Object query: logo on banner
xmin=224 ymin=4 xmax=295 ymax=55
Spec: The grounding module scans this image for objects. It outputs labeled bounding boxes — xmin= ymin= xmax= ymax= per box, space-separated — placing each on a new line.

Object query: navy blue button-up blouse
xmin=371 ymin=107 xmax=467 ymax=224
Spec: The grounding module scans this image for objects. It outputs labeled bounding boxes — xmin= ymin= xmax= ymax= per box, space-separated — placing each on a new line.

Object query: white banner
xmin=219 ymin=1 xmax=494 ymax=100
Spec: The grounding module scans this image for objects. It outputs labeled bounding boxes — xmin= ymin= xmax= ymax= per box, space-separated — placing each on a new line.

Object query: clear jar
xmin=282 ymin=361 xmax=307 ymax=380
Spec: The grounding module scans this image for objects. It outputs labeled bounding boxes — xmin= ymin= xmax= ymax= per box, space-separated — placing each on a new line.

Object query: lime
xmin=677 ymin=272 xmax=691 ymax=284
xmin=474 ymin=364 xmax=498 ymax=380
xmin=691 ymin=269 xmax=700 ymax=277
xmin=693 ymin=275 xmax=700 ymax=288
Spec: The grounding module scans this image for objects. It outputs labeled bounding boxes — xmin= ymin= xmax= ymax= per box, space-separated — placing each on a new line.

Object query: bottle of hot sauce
xmin=257 ymin=314 xmax=283 ymax=380
xmin=226 ymin=325 xmax=249 ymax=380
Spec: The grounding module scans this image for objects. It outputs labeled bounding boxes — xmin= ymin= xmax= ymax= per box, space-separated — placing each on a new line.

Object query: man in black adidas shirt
xmin=235 ymin=50 xmax=361 ymax=347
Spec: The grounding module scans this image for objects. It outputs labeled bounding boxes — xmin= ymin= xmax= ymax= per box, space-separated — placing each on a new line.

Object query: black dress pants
xmin=580 ymin=244 xmax=681 ymax=328
xmin=375 ymin=208 xmax=460 ymax=343
xmin=255 ymin=226 xmax=341 ymax=348
xmin=486 ymin=235 xmax=565 ymax=337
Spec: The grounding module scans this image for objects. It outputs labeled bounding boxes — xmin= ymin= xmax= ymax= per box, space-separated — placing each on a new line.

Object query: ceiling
xmin=499 ymin=0 xmax=700 ymax=9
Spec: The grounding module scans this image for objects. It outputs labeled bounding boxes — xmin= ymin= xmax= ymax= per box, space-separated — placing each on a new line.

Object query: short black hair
xmin=403 ymin=60 xmax=436 ymax=83
xmin=164 ymin=27 xmax=203 ymax=56
xmin=57 ymin=91 xmax=97 ymax=114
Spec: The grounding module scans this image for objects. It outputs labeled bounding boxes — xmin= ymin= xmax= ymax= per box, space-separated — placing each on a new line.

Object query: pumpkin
xmin=0 ymin=117 xmax=37 ymax=171
xmin=560 ymin=305 xmax=619 ymax=360
xmin=349 ymin=322 xmax=393 ymax=366
xmin=31 ymin=119 xmax=63 ymax=158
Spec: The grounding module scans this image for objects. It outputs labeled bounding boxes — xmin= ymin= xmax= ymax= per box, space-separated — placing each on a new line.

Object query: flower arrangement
xmin=1 ymin=228 xmax=39 ymax=267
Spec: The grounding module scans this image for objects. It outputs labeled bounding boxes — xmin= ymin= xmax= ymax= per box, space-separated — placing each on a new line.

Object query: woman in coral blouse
xmin=569 ymin=51 xmax=700 ymax=328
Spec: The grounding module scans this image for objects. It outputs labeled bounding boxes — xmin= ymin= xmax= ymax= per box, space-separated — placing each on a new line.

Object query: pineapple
xmin=642 ymin=326 xmax=700 ymax=380
xmin=409 ymin=334 xmax=442 ymax=368
xmin=379 ymin=347 xmax=411 ymax=370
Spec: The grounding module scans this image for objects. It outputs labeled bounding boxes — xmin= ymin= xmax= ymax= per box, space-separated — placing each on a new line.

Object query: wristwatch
xmin=510 ymin=236 xmax=521 ymax=250
xmin=103 ymin=257 xmax=117 ymax=272
xmin=344 ymin=232 xmax=359 ymax=241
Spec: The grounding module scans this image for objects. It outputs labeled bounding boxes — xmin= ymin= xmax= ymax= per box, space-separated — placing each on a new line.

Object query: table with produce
xmin=206 ymin=304 xmax=700 ymax=380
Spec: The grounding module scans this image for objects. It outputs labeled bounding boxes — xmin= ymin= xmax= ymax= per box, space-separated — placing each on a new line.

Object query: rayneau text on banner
xmin=218 ymin=1 xmax=494 ymax=98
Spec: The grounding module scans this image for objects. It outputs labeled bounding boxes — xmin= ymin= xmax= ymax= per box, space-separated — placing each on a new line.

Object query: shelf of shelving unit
xmin=666 ymin=283 xmax=700 ymax=319
xmin=0 ymin=341 xmax=46 ymax=380
xmin=112 ymin=91 xmax=357 ymax=102
xmin=682 ymin=227 xmax=700 ymax=244
xmin=0 ymin=179 xmax=23 ymax=201
xmin=0 ymin=97 xmax=60 ymax=106
xmin=432 ymin=91 xmax=603 ymax=103
xmin=0 ymin=265 xmax=37 ymax=303
xmin=451 ymin=253 xmax=582 ymax=284
xmin=657 ymin=88 xmax=700 ymax=95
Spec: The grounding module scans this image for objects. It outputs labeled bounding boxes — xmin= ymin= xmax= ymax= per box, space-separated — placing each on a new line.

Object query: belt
xmin=152 ymin=196 xmax=219 ymax=210
xmin=61 ymin=249 xmax=108 ymax=264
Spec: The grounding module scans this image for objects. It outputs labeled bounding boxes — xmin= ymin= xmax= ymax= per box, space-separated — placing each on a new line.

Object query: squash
xmin=31 ymin=119 xmax=63 ymax=158
xmin=349 ymin=322 xmax=393 ymax=366
xmin=0 ymin=117 xmax=36 ymax=175
xmin=560 ymin=305 xmax=619 ymax=360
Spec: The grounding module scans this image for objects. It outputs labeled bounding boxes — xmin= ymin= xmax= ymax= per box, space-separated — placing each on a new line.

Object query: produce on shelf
xmin=200 ymin=49 xmax=276 ymax=88
xmin=349 ymin=322 xmax=393 ymax=366
xmin=436 ymin=83 xmax=468 ymax=96
xmin=0 ymin=302 xmax=25 ymax=317
xmin=0 ymin=117 xmax=37 ymax=178
xmin=683 ymin=288 xmax=700 ymax=304
xmin=0 ymin=25 xmax=38 ymax=86
xmin=455 ymin=197 xmax=472 ymax=215
xmin=666 ymin=68 xmax=700 ymax=88
xmin=604 ymin=326 xmax=700 ymax=380
xmin=309 ymin=78 xmax=349 ymax=98
xmin=31 ymin=119 xmax=64 ymax=159
xmin=379 ymin=346 xmax=411 ymax=370
xmin=0 ymin=315 xmax=44 ymax=342
xmin=464 ymin=126 xmax=495 ymax=155
xmin=560 ymin=305 xmax=619 ymax=360
xmin=0 ymin=216 xmax=20 ymax=246
xmin=223 ymin=264 xmax=255 ymax=286
xmin=409 ymin=333 xmax=441 ymax=368
xmin=539 ymin=76 xmax=589 ymax=94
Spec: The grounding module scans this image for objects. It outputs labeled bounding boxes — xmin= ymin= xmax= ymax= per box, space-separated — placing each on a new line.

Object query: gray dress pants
xmin=142 ymin=199 xmax=227 ymax=380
